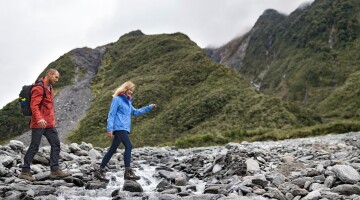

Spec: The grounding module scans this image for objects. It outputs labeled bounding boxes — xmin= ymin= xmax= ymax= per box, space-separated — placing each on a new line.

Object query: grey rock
xmin=159 ymin=170 xmax=177 ymax=181
xmin=33 ymin=154 xmax=49 ymax=165
xmin=85 ymin=181 xmax=107 ymax=190
xmin=331 ymin=165 xmax=360 ymax=184
xmin=34 ymin=171 xmax=50 ymax=181
xmin=63 ymin=176 xmax=84 ymax=187
xmin=182 ymin=194 xmax=222 ymax=200
xmin=324 ymin=176 xmax=336 ymax=188
xmin=30 ymin=165 xmax=43 ymax=174
xmin=60 ymin=151 xmax=79 ymax=161
xmin=278 ymin=182 xmax=300 ymax=195
xmin=11 ymin=184 xmax=56 ymax=196
xmin=252 ymin=178 xmax=268 ymax=188
xmin=331 ymin=184 xmax=360 ymax=195
xmin=291 ymin=177 xmax=313 ymax=188
xmin=313 ymin=174 xmax=325 ymax=182
xmin=299 ymin=155 xmax=314 ymax=161
xmin=212 ymin=164 xmax=223 ymax=174
xmin=285 ymin=192 xmax=294 ymax=200
xmin=36 ymin=194 xmax=58 ymax=200
xmin=69 ymin=143 xmax=81 ymax=153
xmin=3 ymin=190 xmax=22 ymax=200
xmin=271 ymin=173 xmax=286 ymax=187
xmin=253 ymin=188 xmax=266 ymax=195
xmin=175 ymin=172 xmax=188 ymax=186
xmin=88 ymin=149 xmax=102 ymax=160
xmin=156 ymin=179 xmax=171 ymax=192
xmin=292 ymin=188 xmax=308 ymax=197
xmin=309 ymin=183 xmax=326 ymax=191
xmin=0 ymin=163 xmax=7 ymax=176
xmin=304 ymin=181 xmax=312 ymax=189
xmin=203 ymin=163 xmax=215 ymax=173
xmin=301 ymin=189 xmax=321 ymax=200
xmin=0 ymin=155 xmax=14 ymax=167
xmin=246 ymin=158 xmax=260 ymax=172
xmin=74 ymin=150 xmax=88 ymax=156
xmin=9 ymin=140 xmax=25 ymax=151
xmin=4 ymin=176 xmax=16 ymax=184
xmin=122 ymin=180 xmax=143 ymax=192
xmin=266 ymin=187 xmax=286 ymax=200
xmin=204 ymin=184 xmax=225 ymax=194
xmin=320 ymin=190 xmax=342 ymax=200
xmin=238 ymin=185 xmax=253 ymax=194
xmin=162 ymin=188 xmax=179 ymax=194
xmin=79 ymin=142 xmax=93 ymax=151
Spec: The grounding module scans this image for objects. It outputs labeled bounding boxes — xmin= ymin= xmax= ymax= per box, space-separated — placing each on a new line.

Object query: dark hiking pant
xmin=22 ymin=128 xmax=61 ymax=172
xmin=100 ymin=130 xmax=132 ymax=168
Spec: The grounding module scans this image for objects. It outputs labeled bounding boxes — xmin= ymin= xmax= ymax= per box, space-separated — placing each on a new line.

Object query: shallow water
xmin=56 ymin=162 xmax=206 ymax=199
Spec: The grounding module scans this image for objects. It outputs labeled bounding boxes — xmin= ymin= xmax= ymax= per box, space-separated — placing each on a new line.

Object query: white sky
xmin=0 ymin=0 xmax=313 ymax=109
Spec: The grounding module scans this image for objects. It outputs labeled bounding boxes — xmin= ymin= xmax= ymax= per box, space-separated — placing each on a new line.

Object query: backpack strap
xmin=33 ymin=80 xmax=46 ymax=109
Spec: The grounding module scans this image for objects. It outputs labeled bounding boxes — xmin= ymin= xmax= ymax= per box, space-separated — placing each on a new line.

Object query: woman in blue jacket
xmin=95 ymin=81 xmax=157 ymax=181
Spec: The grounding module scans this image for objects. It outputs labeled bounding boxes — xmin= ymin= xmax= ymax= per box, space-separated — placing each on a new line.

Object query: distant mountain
xmin=0 ymin=31 xmax=322 ymax=147
xmin=206 ymin=0 xmax=360 ymax=119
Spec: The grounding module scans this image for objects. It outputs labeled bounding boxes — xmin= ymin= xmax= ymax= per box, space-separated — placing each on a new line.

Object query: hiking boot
xmin=49 ymin=169 xmax=70 ymax=179
xmin=124 ymin=167 xmax=140 ymax=180
xmin=94 ymin=168 xmax=109 ymax=183
xmin=18 ymin=171 xmax=34 ymax=181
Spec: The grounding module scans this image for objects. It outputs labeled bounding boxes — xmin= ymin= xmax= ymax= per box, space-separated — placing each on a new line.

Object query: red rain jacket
xmin=30 ymin=78 xmax=56 ymax=128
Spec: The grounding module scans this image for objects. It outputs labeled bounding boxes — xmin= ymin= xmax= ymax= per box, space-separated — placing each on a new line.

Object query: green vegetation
xmin=0 ymin=100 xmax=29 ymax=143
xmin=317 ymin=70 xmax=360 ymax=119
xmin=68 ymin=31 xmax=320 ymax=148
xmin=172 ymin=120 xmax=360 ymax=148
xmin=40 ymin=53 xmax=77 ymax=88
xmin=233 ymin=0 xmax=360 ymax=116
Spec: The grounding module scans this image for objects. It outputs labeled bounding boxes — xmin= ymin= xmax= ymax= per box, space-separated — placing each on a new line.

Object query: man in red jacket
xmin=19 ymin=68 xmax=69 ymax=181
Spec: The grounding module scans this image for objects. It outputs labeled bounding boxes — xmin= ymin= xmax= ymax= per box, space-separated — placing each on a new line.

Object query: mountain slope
xmin=207 ymin=0 xmax=360 ymax=117
xmin=67 ymin=31 xmax=321 ymax=147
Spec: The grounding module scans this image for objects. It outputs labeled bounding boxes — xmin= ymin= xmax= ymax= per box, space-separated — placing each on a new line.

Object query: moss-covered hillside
xmin=208 ymin=0 xmax=360 ymax=121
xmin=68 ymin=31 xmax=321 ymax=148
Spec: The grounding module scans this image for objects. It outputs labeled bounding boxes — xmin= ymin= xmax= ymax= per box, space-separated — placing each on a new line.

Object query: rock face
xmin=14 ymin=47 xmax=105 ymax=147
xmin=205 ymin=9 xmax=286 ymax=85
xmin=0 ymin=132 xmax=360 ymax=199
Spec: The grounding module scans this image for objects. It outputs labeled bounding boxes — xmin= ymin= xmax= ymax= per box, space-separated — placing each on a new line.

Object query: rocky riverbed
xmin=1 ymin=132 xmax=360 ymax=199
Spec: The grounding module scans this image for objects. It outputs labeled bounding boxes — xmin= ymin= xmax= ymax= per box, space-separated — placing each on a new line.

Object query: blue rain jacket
xmin=106 ymin=94 xmax=153 ymax=133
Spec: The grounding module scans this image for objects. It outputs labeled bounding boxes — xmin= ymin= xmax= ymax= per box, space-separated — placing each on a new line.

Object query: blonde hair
xmin=112 ymin=81 xmax=135 ymax=97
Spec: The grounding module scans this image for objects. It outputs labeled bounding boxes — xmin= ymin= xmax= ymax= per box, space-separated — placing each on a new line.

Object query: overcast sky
xmin=0 ymin=0 xmax=313 ymax=109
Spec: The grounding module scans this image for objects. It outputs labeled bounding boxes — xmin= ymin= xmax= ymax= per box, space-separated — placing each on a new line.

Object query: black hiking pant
xmin=22 ymin=128 xmax=61 ymax=172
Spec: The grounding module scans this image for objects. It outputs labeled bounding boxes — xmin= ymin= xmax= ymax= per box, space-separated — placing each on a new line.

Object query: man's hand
xmin=107 ymin=132 xmax=113 ymax=138
xmin=37 ymin=119 xmax=47 ymax=128
xmin=151 ymin=104 xmax=158 ymax=108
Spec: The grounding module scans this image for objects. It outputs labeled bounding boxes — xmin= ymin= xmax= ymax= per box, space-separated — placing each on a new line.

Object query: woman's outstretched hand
xmin=151 ymin=104 xmax=158 ymax=108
